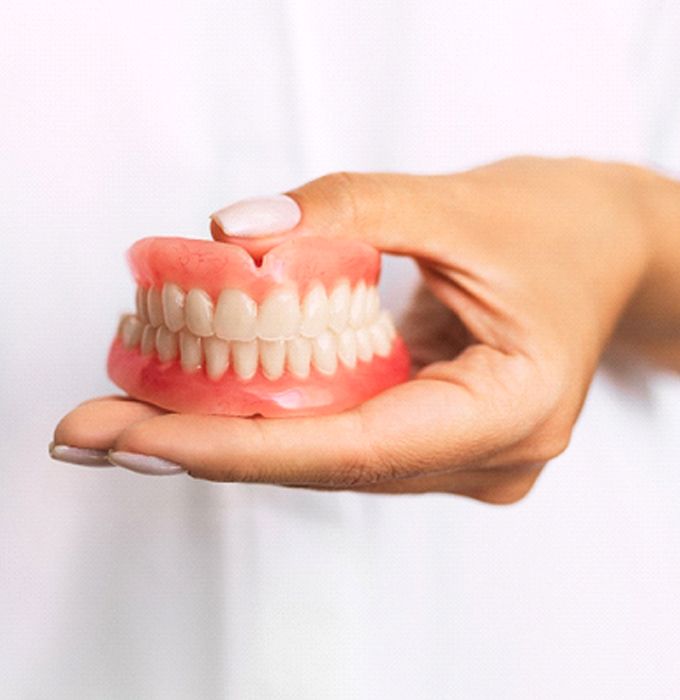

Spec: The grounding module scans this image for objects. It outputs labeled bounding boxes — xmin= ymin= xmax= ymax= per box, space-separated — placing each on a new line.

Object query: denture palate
xmin=118 ymin=280 xmax=397 ymax=381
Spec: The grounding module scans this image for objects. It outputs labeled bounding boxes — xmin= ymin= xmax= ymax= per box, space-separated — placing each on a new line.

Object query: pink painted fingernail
xmin=210 ymin=194 xmax=301 ymax=237
xmin=108 ymin=450 xmax=185 ymax=476
xmin=49 ymin=442 xmax=112 ymax=467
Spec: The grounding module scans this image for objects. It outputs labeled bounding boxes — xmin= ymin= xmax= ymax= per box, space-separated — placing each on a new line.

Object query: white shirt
xmin=2 ymin=1 xmax=680 ymax=697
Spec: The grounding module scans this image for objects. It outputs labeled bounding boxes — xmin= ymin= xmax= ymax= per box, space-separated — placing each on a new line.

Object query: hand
xmin=51 ymin=157 xmax=680 ymax=502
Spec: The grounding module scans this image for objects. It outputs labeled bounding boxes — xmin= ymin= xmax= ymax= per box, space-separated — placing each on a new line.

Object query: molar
xmin=214 ymin=289 xmax=257 ymax=341
xmin=185 ymin=288 xmax=214 ymax=337
xmin=369 ymin=323 xmax=391 ymax=357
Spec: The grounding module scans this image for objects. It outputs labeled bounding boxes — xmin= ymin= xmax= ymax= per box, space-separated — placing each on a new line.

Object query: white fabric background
xmin=2 ymin=1 xmax=680 ymax=698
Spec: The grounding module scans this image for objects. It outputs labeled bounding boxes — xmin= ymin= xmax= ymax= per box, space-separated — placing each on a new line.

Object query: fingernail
xmin=108 ymin=450 xmax=185 ymax=476
xmin=210 ymin=194 xmax=301 ymax=237
xmin=49 ymin=441 xmax=112 ymax=467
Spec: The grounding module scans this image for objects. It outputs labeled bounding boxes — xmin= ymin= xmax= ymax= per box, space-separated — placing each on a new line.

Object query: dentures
xmin=108 ymin=236 xmax=410 ymax=416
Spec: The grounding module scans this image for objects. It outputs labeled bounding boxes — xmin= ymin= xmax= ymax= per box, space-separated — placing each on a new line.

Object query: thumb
xmin=211 ymin=172 xmax=452 ymax=259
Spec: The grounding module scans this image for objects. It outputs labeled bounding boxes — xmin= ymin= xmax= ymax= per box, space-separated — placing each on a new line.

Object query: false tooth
xmin=365 ymin=286 xmax=380 ymax=323
xmin=232 ymin=340 xmax=258 ymax=380
xmin=186 ymin=289 xmax=214 ymax=337
xmin=349 ymin=280 xmax=367 ymax=328
xmin=337 ymin=328 xmax=357 ymax=369
xmin=136 ymin=287 xmax=149 ymax=324
xmin=355 ymin=328 xmax=373 ymax=362
xmin=179 ymin=330 xmax=202 ymax=372
xmin=328 ymin=280 xmax=351 ymax=332
xmin=312 ymin=331 xmax=338 ymax=375
xmin=204 ymin=336 xmax=229 ymax=380
xmin=121 ymin=315 xmax=143 ymax=348
xmin=162 ymin=283 xmax=185 ymax=332
xmin=260 ymin=339 xmax=286 ymax=381
xmin=369 ymin=323 xmax=391 ymax=357
xmin=147 ymin=288 xmax=164 ymax=328
xmin=156 ymin=326 xmax=178 ymax=362
xmin=141 ymin=324 xmax=156 ymax=355
xmin=214 ymin=289 xmax=257 ymax=341
xmin=286 ymin=337 xmax=312 ymax=379
xmin=300 ymin=283 xmax=329 ymax=338
xmin=258 ymin=289 xmax=300 ymax=340
xmin=378 ymin=310 xmax=397 ymax=341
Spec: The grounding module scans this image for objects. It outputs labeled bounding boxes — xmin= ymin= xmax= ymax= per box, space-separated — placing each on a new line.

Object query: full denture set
xmin=108 ymin=235 xmax=410 ymax=416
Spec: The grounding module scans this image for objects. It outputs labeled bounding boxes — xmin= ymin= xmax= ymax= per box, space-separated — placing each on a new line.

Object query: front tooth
xmin=186 ymin=289 xmax=214 ymax=337
xmin=312 ymin=331 xmax=338 ymax=375
xmin=121 ymin=315 xmax=143 ymax=348
xmin=286 ymin=337 xmax=311 ymax=379
xmin=369 ymin=324 xmax=391 ymax=357
xmin=257 ymin=289 xmax=300 ymax=340
xmin=204 ymin=336 xmax=229 ymax=380
xmin=141 ymin=324 xmax=156 ymax=355
xmin=232 ymin=340 xmax=258 ymax=379
xmin=162 ymin=283 xmax=185 ymax=332
xmin=147 ymin=288 xmax=164 ymax=328
xmin=300 ymin=284 xmax=329 ymax=337
xmin=136 ymin=287 xmax=149 ymax=324
xmin=337 ymin=328 xmax=357 ymax=369
xmin=365 ymin=286 xmax=380 ymax=323
xmin=214 ymin=289 xmax=257 ymax=341
xmin=179 ymin=330 xmax=202 ymax=372
xmin=350 ymin=280 xmax=367 ymax=328
xmin=328 ymin=280 xmax=351 ymax=332
xmin=355 ymin=328 xmax=373 ymax=362
xmin=259 ymin=339 xmax=286 ymax=380
xmin=156 ymin=326 xmax=178 ymax=362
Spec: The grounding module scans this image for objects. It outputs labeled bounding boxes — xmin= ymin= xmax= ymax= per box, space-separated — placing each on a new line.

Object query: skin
xmin=52 ymin=157 xmax=680 ymax=503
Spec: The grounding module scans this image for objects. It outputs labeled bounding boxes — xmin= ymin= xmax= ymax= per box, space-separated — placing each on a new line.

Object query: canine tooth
xmin=370 ymin=324 xmax=391 ymax=357
xmin=328 ymin=280 xmax=351 ymax=332
xmin=147 ymin=288 xmax=164 ymax=328
xmin=300 ymin=283 xmax=329 ymax=338
xmin=232 ymin=340 xmax=258 ymax=380
xmin=286 ymin=337 xmax=312 ymax=379
xmin=378 ymin=310 xmax=397 ymax=341
xmin=350 ymin=280 xmax=367 ymax=328
xmin=214 ymin=289 xmax=257 ymax=341
xmin=337 ymin=328 xmax=357 ymax=369
xmin=204 ymin=336 xmax=229 ymax=380
xmin=136 ymin=287 xmax=149 ymax=324
xmin=259 ymin=339 xmax=286 ymax=381
xmin=121 ymin=315 xmax=143 ymax=348
xmin=186 ymin=289 xmax=214 ymax=337
xmin=179 ymin=330 xmax=202 ymax=372
xmin=312 ymin=331 xmax=338 ymax=375
xmin=355 ymin=328 xmax=373 ymax=362
xmin=258 ymin=289 xmax=300 ymax=340
xmin=156 ymin=326 xmax=178 ymax=362
xmin=162 ymin=283 xmax=185 ymax=332
xmin=141 ymin=324 xmax=156 ymax=355
xmin=365 ymin=286 xmax=380 ymax=323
